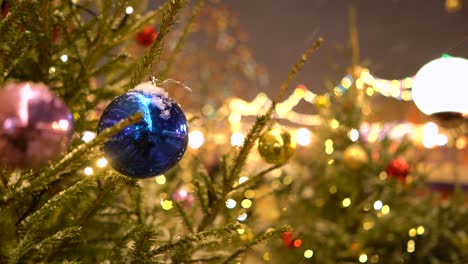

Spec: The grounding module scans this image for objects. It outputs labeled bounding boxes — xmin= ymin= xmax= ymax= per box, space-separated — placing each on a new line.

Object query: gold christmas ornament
xmin=343 ymin=144 xmax=368 ymax=170
xmin=314 ymin=94 xmax=330 ymax=111
xmin=258 ymin=127 xmax=296 ymax=165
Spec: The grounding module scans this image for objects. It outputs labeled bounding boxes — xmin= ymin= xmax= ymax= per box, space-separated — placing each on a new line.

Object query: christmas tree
xmin=0 ymin=1 xmax=467 ymax=263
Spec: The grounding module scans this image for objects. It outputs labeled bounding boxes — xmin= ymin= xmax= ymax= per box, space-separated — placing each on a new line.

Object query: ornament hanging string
xmin=150 ymin=76 xmax=192 ymax=92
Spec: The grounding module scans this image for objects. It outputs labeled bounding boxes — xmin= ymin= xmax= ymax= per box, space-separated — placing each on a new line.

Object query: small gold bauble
xmin=258 ymin=127 xmax=296 ymax=165
xmin=343 ymin=144 xmax=368 ymax=170
xmin=314 ymin=95 xmax=330 ymax=111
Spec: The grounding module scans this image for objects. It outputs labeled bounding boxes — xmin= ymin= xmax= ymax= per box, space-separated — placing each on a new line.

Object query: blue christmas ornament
xmin=97 ymin=82 xmax=188 ymax=178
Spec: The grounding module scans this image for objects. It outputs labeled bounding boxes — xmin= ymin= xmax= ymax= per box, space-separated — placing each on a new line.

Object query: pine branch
xmin=130 ymin=227 xmax=156 ymax=264
xmin=26 ymin=226 xmax=82 ymax=262
xmin=228 ymin=164 xmax=281 ymax=196
xmin=222 ymin=225 xmax=291 ymax=264
xmin=2 ymin=113 xmax=142 ymax=207
xmin=158 ymin=0 xmax=205 ymax=80
xmin=129 ymin=0 xmax=187 ymax=88
xmin=150 ymin=222 xmax=239 ymax=257
xmin=173 ymin=201 xmax=194 ymax=233
xmin=266 ymin=38 xmax=323 ymax=117
xmin=226 ymin=115 xmax=268 ymax=190
xmin=18 ymin=175 xmax=97 ymax=236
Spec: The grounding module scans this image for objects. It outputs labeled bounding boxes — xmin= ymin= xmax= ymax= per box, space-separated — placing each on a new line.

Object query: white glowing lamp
xmin=412 ymin=56 xmax=468 ymax=117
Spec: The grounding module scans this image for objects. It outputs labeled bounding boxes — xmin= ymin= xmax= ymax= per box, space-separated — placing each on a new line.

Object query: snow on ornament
xmin=97 ymin=81 xmax=189 ymax=178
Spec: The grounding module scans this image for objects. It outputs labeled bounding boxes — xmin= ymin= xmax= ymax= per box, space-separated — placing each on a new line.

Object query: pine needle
xmin=158 ymin=0 xmax=205 ymax=80
xmin=129 ymin=0 xmax=187 ymax=88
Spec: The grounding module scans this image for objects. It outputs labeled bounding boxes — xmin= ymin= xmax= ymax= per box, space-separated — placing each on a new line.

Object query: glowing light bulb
xmin=296 ymin=128 xmax=311 ymax=146
xmin=188 ymin=130 xmax=204 ymax=149
xmin=231 ymin=132 xmax=244 ymax=146
xmin=349 ymin=128 xmax=359 ymax=142
xmin=96 ymin=158 xmax=108 ymax=168
xmin=125 ymin=6 xmax=134 ymax=14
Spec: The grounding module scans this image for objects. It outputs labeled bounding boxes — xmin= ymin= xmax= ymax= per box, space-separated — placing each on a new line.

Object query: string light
xmin=349 ymin=128 xmax=360 ymax=142
xmin=237 ymin=213 xmax=248 ymax=221
xmin=408 ymin=228 xmax=417 ymax=237
xmin=373 ymin=200 xmax=383 ymax=210
xmin=359 ymin=253 xmax=368 ymax=263
xmin=417 ymin=226 xmax=425 ymax=235
xmin=244 ymin=190 xmax=255 ymax=199
xmin=238 ymin=176 xmax=249 ymax=184
xmin=296 ymin=128 xmax=311 ymax=146
xmin=60 ymin=54 xmax=68 ymax=62
xmin=226 ymin=199 xmax=237 ymax=209
xmin=381 ymin=205 xmax=390 ymax=215
xmin=241 ymin=199 xmax=252 ymax=209
xmin=231 ymin=132 xmax=244 ymax=146
xmin=155 ymin=175 xmax=166 ymax=185
xmin=188 ymin=130 xmax=204 ymax=149
xmin=342 ymin=197 xmax=352 ymax=207
xmin=125 ymin=6 xmax=134 ymax=14
xmin=407 ymin=240 xmax=415 ymax=253
xmin=81 ymin=131 xmax=96 ymax=143
xmin=84 ymin=167 xmax=93 ymax=176
xmin=96 ymin=157 xmax=108 ymax=168
xmin=161 ymin=200 xmax=173 ymax=210
xmin=304 ymin=249 xmax=314 ymax=258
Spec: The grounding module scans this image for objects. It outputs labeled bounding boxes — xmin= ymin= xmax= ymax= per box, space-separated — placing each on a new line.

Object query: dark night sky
xmin=222 ymin=0 xmax=468 ymax=95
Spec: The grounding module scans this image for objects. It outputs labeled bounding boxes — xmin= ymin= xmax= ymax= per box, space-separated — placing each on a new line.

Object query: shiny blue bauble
xmin=97 ymin=83 xmax=188 ymax=178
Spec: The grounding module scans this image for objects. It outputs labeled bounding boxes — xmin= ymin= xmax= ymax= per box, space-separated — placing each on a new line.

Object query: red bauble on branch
xmin=135 ymin=27 xmax=158 ymax=47
xmin=281 ymin=231 xmax=302 ymax=249
xmin=385 ymin=157 xmax=410 ymax=181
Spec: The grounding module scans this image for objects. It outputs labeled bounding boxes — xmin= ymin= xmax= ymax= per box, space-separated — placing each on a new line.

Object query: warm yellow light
xmin=408 ymin=228 xmax=417 ymax=237
xmin=325 ymin=139 xmax=333 ymax=147
xmin=125 ymin=6 xmax=134 ymax=14
xmin=366 ymin=87 xmax=374 ymax=96
xmin=407 ymin=240 xmax=415 ymax=253
xmin=263 ymin=252 xmax=271 ymax=261
xmin=189 ymin=130 xmax=204 ymax=149
xmin=244 ymin=190 xmax=256 ymax=199
xmin=363 ymin=221 xmax=374 ymax=230
xmin=229 ymin=113 xmax=241 ymax=124
xmin=381 ymin=205 xmax=390 ymax=215
xmin=156 ymin=175 xmax=166 ymax=185
xmin=330 ymin=119 xmax=340 ymax=129
xmin=237 ymin=228 xmax=245 ymax=235
xmin=304 ymin=249 xmax=314 ymax=258
xmin=359 ymin=253 xmax=368 ymax=263
xmin=82 ymin=131 xmax=96 ymax=143
xmin=238 ymin=176 xmax=249 ymax=184
xmin=423 ymin=122 xmax=439 ymax=148
xmin=456 ymin=136 xmax=467 ymax=149
xmin=161 ymin=200 xmax=173 ymax=210
xmin=294 ymin=87 xmax=305 ymax=98
xmin=241 ymin=199 xmax=252 ymax=208
xmin=401 ymin=90 xmax=412 ymax=101
xmin=231 ymin=132 xmax=244 ymax=146
xmin=296 ymin=128 xmax=311 ymax=146
xmin=96 ymin=158 xmax=108 ymax=168
xmin=325 ymin=146 xmax=334 ymax=154
xmin=417 ymin=226 xmax=425 ymax=235
xmin=84 ymin=167 xmax=93 ymax=176
xmin=342 ymin=198 xmax=351 ymax=207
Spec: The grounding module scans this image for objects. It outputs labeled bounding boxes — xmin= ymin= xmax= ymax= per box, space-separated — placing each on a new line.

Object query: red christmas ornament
xmin=281 ymin=231 xmax=302 ymax=248
xmin=385 ymin=157 xmax=410 ymax=181
xmin=135 ymin=27 xmax=158 ymax=47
